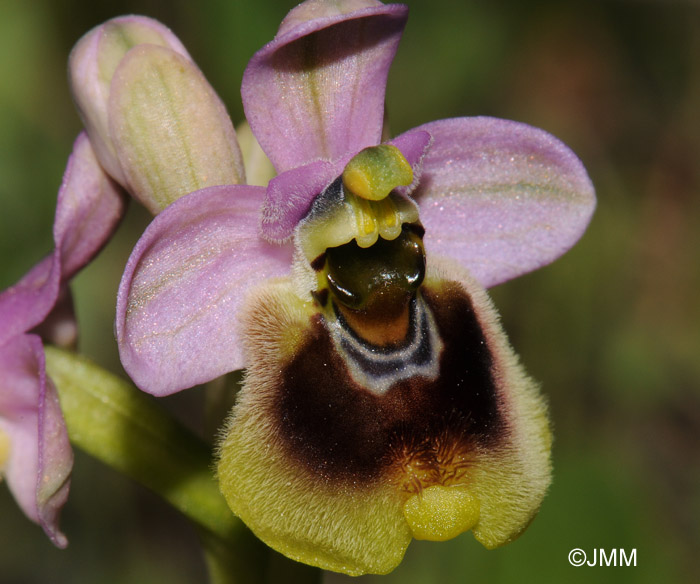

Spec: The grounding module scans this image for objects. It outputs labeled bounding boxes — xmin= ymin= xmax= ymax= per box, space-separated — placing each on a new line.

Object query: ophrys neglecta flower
xmin=111 ymin=0 xmax=595 ymax=576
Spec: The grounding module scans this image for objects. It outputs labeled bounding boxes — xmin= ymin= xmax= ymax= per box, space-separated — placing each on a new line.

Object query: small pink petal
xmin=260 ymin=160 xmax=339 ymax=242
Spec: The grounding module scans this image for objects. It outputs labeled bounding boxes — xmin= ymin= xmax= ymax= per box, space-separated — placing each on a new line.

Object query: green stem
xmin=44 ymin=346 xmax=268 ymax=583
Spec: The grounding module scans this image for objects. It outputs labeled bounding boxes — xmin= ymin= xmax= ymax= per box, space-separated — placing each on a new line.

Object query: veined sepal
xmin=217 ymin=257 xmax=552 ymax=576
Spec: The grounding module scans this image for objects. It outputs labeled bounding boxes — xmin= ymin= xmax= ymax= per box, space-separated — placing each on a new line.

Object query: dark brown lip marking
xmin=310 ymin=252 xmax=326 ymax=272
xmin=311 ymin=288 xmax=329 ymax=307
xmin=275 ymin=282 xmax=504 ymax=486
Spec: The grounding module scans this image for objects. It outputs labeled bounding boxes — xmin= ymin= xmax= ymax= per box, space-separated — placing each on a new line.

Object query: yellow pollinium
xmin=351 ymin=194 xmax=402 ymax=248
xmin=0 ymin=428 xmax=10 ymax=474
xmin=403 ymin=485 xmax=481 ymax=541
xmin=342 ymin=144 xmax=413 ymax=201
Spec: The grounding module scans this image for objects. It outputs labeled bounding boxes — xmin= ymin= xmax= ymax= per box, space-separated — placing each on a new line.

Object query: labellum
xmin=218 ymin=145 xmax=552 ymax=575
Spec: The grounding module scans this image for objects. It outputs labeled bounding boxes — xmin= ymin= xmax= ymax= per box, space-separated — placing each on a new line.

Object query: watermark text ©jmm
xmin=568 ymin=548 xmax=637 ymax=567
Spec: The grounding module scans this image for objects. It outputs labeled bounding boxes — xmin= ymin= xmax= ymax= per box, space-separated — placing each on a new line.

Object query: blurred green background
xmin=1 ymin=0 xmax=698 ymax=582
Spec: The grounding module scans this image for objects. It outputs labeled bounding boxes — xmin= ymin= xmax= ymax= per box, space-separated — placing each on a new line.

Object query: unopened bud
xmin=70 ymin=16 xmax=245 ymax=213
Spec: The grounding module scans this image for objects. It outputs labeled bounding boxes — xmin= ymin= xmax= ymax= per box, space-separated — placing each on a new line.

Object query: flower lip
xmin=218 ymin=258 xmax=551 ymax=574
xmin=274 ymin=282 xmax=503 ymax=484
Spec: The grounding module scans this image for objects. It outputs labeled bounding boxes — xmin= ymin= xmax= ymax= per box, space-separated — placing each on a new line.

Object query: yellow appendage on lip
xmin=403 ymin=485 xmax=481 ymax=541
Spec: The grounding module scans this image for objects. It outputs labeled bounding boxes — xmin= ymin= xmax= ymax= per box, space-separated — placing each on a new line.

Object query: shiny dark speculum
xmin=325 ymin=226 xmax=426 ymax=310
xmin=275 ymin=283 xmax=504 ymax=484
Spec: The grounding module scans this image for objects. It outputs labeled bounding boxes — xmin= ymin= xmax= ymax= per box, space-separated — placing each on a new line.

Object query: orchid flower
xmin=103 ymin=0 xmax=595 ymax=576
xmin=0 ymin=134 xmax=125 ymax=546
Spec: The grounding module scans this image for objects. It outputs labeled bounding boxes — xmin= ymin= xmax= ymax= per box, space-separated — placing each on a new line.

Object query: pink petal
xmin=260 ymin=160 xmax=339 ymax=242
xmin=0 ymin=334 xmax=72 ymax=548
xmin=117 ymin=185 xmax=293 ymax=396
xmin=406 ymin=117 xmax=596 ymax=287
xmin=242 ymin=2 xmax=408 ymax=172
